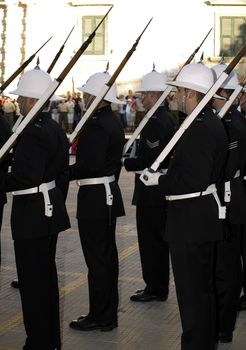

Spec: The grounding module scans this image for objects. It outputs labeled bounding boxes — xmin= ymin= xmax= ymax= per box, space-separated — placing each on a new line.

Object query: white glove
xmin=140 ymin=168 xmax=162 ymax=186
xmin=121 ymin=156 xmax=128 ymax=166
xmin=121 ymin=153 xmax=136 ymax=166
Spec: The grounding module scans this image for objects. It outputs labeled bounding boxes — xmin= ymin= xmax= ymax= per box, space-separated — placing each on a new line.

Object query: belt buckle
xmin=46 ymin=204 xmax=53 ymax=217
xmin=107 ymin=194 xmax=113 ymax=206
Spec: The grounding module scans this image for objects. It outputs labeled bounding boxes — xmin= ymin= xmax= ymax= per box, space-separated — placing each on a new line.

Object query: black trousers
xmin=215 ymin=224 xmax=242 ymax=334
xmin=0 ymin=203 xmax=5 ymax=267
xmin=136 ymin=205 xmax=169 ymax=295
xmin=78 ymin=217 xmax=118 ymax=323
xmin=14 ymin=234 xmax=60 ymax=350
xmin=169 ymin=241 xmax=216 ymax=350
xmin=241 ymin=225 xmax=246 ymax=293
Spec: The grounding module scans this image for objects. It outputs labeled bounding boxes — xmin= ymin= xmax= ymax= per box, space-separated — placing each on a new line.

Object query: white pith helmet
xmin=211 ymin=63 xmax=239 ymax=90
xmin=77 ymin=71 xmax=124 ymax=105
xmin=166 ymin=63 xmax=217 ymax=94
xmin=10 ymin=63 xmax=61 ymax=101
xmin=137 ymin=64 xmax=168 ymax=92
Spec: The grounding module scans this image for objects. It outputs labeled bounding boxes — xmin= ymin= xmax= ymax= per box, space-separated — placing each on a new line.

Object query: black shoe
xmin=69 ymin=316 xmax=118 ymax=332
xmin=218 ymin=332 xmax=233 ymax=343
xmin=130 ymin=289 xmax=168 ymax=302
xmin=11 ymin=279 xmax=19 ymax=289
xmin=77 ymin=314 xmax=87 ymax=321
xmin=238 ymin=294 xmax=246 ymax=311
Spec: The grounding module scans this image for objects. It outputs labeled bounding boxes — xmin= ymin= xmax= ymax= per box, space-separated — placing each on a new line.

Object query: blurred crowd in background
xmin=0 ymin=88 xmax=183 ymax=136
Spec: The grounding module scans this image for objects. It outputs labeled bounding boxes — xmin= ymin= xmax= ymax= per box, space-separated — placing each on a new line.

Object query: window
xmin=82 ymin=16 xmax=106 ymax=55
xmin=220 ymin=16 xmax=246 ymax=56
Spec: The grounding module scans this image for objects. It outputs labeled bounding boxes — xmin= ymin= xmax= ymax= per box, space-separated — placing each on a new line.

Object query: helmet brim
xmin=9 ymin=88 xmax=62 ymax=101
xmin=166 ymin=81 xmax=226 ymax=100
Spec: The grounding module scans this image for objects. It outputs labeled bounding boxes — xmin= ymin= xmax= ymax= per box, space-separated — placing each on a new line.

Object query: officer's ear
xmin=187 ymin=89 xmax=196 ymax=100
xmin=29 ymin=98 xmax=38 ymax=107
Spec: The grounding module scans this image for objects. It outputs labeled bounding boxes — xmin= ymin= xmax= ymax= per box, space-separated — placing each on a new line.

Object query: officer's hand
xmin=121 ymin=152 xmax=131 ymax=166
xmin=140 ymin=168 xmax=162 ymax=186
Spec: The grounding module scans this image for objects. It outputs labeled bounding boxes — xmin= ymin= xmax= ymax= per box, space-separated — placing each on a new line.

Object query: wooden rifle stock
xmin=69 ymin=18 xmax=153 ymax=144
xmin=0 ymin=6 xmax=113 ymax=162
xmin=123 ymin=28 xmax=213 ymax=154
xmin=47 ymin=26 xmax=75 ymax=74
xmin=58 ymin=7 xmax=113 ymax=83
xmin=107 ymin=18 xmax=153 ymax=88
xmin=218 ymin=76 xmax=246 ymax=119
xmin=142 ymin=43 xmax=246 ymax=176
xmin=0 ymin=37 xmax=52 ymax=93
xmin=181 ymin=28 xmax=212 ymax=69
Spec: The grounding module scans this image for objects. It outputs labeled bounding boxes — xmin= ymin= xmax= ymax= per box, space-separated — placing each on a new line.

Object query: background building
xmin=0 ymin=0 xmax=245 ymax=96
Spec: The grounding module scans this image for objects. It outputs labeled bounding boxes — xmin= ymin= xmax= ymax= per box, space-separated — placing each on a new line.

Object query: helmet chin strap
xmin=17 ymin=96 xmax=29 ymax=117
xmin=181 ymin=93 xmax=187 ymax=114
xmin=84 ymin=95 xmax=95 ymax=111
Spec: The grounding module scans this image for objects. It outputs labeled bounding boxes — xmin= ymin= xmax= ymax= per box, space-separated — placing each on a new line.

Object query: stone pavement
xmin=0 ymin=166 xmax=246 ymax=350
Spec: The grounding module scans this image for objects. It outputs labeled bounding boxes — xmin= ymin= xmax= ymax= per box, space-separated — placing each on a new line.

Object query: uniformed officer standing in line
xmin=239 ymin=86 xmax=246 ymax=311
xmin=211 ymin=63 xmax=246 ymax=343
xmin=141 ymin=63 xmax=228 ymax=350
xmin=1 ymin=64 xmax=70 ymax=350
xmin=69 ymin=71 xmax=125 ymax=331
xmin=0 ymin=115 xmax=11 ymax=266
xmin=122 ymin=67 xmax=177 ymax=302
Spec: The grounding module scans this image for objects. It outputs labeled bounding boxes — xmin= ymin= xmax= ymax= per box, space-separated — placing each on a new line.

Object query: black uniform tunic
xmin=70 ymin=105 xmax=125 ymax=324
xmin=0 ymin=116 xmax=11 ymax=265
xmin=4 ymin=112 xmax=70 ymax=350
xmin=124 ymin=106 xmax=177 ymax=296
xmin=157 ymin=108 xmax=228 ymax=350
xmin=215 ymin=106 xmax=246 ymax=336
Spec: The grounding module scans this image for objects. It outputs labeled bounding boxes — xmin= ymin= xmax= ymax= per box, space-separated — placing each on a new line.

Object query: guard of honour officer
xmin=69 ymin=71 xmax=125 ymax=331
xmin=211 ymin=62 xmax=246 ymax=343
xmin=1 ymin=60 xmax=246 ymax=350
xmin=141 ymin=61 xmax=246 ymax=350
xmin=122 ymin=66 xmax=177 ymax=302
xmin=1 ymin=63 xmax=70 ymax=349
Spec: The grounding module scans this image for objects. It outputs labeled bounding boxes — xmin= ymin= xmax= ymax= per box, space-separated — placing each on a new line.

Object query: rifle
xmin=123 ymin=28 xmax=212 ymax=155
xmin=68 ymin=18 xmax=153 ymax=145
xmin=47 ymin=26 xmax=75 ymax=74
xmin=0 ymin=6 xmax=113 ymax=162
xmin=217 ymin=77 xmax=246 ymax=119
xmin=12 ymin=28 xmax=74 ymax=132
xmin=0 ymin=37 xmax=52 ymax=94
xmin=141 ymin=44 xmax=246 ymax=179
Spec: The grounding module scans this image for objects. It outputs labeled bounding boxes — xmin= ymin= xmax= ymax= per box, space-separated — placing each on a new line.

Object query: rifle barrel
xmin=148 ymin=44 xmax=246 ymax=172
xmin=69 ymin=18 xmax=152 ymax=144
xmin=0 ymin=9 xmax=111 ymax=162
xmin=182 ymin=28 xmax=212 ymax=67
xmin=124 ymin=28 xmax=212 ymax=154
xmin=47 ymin=27 xmax=75 ymax=74
xmin=226 ymin=45 xmax=246 ymax=74
xmin=0 ymin=37 xmax=52 ymax=93
xmin=57 ymin=6 xmax=113 ymax=83
xmin=108 ymin=18 xmax=153 ymax=87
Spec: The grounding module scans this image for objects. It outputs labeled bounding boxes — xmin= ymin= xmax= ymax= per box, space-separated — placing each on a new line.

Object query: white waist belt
xmin=77 ymin=175 xmax=115 ymax=206
xmin=12 ymin=180 xmax=56 ymax=217
xmin=135 ymin=168 xmax=168 ymax=175
xmin=224 ymin=169 xmax=240 ymax=203
xmin=166 ymin=184 xmax=226 ymax=219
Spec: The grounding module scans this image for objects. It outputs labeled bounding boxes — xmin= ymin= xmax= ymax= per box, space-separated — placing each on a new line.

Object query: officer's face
xmin=176 ymin=87 xmax=187 ymax=113
xmin=240 ymin=92 xmax=246 ymax=112
xmin=141 ymin=92 xmax=151 ymax=110
xmin=141 ymin=91 xmax=160 ymax=110
xmin=83 ymin=92 xmax=95 ymax=110
xmin=212 ymin=89 xmax=227 ymax=112
xmin=17 ymin=96 xmax=37 ymax=116
xmin=176 ymin=88 xmax=196 ymax=115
